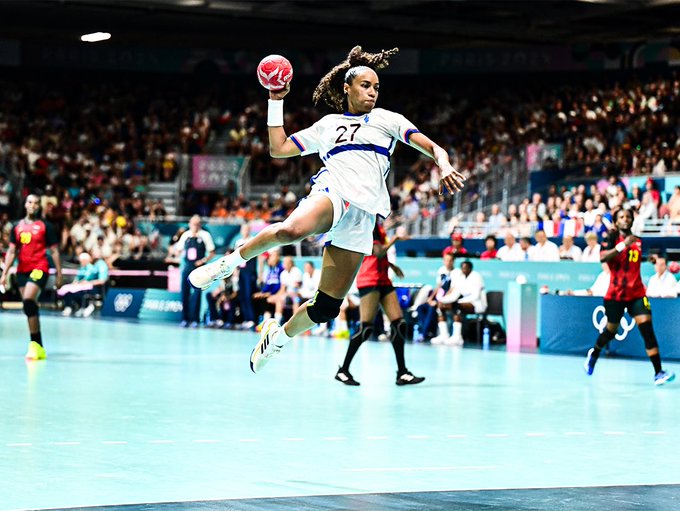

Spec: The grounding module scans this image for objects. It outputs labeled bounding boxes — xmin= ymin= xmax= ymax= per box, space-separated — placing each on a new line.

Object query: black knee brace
xmin=390 ymin=319 xmax=407 ymax=342
xmin=306 ymin=290 xmax=343 ymax=324
xmin=638 ymin=321 xmax=659 ymax=351
xmin=351 ymin=322 xmax=374 ymax=344
xmin=23 ymin=299 xmax=39 ymax=318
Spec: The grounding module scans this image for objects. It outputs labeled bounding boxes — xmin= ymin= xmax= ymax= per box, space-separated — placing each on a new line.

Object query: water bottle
xmin=482 ymin=326 xmax=490 ymax=350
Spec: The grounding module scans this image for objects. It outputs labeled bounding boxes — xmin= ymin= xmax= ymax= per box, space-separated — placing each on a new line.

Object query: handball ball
xmin=669 ymin=261 xmax=679 ymax=274
xmin=257 ymin=55 xmax=293 ymax=91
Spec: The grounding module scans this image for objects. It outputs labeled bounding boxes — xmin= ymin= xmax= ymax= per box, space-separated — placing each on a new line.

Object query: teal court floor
xmin=1 ymin=312 xmax=679 ymax=511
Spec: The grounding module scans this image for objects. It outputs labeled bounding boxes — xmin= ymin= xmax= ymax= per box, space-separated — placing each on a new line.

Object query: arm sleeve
xmin=9 ymin=223 xmax=16 ymax=245
xmin=386 ymin=111 xmax=419 ymax=143
xmin=289 ymin=120 xmax=323 ymax=156
xmin=44 ymin=221 xmax=59 ymax=247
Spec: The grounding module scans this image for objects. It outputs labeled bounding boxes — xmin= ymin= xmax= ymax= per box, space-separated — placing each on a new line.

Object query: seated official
xmin=58 ymin=250 xmax=109 ymax=317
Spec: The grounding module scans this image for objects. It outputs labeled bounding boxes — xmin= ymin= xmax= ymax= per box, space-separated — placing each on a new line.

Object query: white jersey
xmin=290 ymin=108 xmax=419 ymax=218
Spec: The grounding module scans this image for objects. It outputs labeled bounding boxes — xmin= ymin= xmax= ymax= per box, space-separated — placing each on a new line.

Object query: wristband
xmin=615 ymin=241 xmax=626 ymax=253
xmin=267 ymin=99 xmax=284 ymax=127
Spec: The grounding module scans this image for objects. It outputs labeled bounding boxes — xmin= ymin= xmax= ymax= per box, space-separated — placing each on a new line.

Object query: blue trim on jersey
xmin=404 ymin=128 xmax=420 ymax=143
xmin=323 ymin=143 xmax=390 ymax=161
xmin=310 ymin=168 xmax=328 ymax=184
xmin=290 ymin=135 xmax=305 ymax=152
xmin=387 ymin=137 xmax=396 ymax=153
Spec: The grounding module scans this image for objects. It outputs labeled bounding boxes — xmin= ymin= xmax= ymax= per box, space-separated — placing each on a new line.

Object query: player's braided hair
xmin=313 ymin=45 xmax=399 ymax=112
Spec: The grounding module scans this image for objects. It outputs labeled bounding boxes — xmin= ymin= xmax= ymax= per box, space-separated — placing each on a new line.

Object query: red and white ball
xmin=256 ymin=54 xmax=293 ymax=91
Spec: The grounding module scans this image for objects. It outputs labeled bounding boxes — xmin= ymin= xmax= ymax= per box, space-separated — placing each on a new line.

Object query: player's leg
xmin=584 ymin=299 xmax=622 ymax=375
xmin=381 ymin=289 xmax=425 ymax=385
xmin=632 ymin=297 xmax=675 ymax=385
xmin=250 ymin=245 xmax=364 ymax=373
xmin=448 ymin=302 xmax=474 ymax=346
xmin=335 ymin=289 xmax=379 ymax=386
xmin=22 ymin=280 xmax=46 ymax=360
xmin=189 ymin=195 xmax=334 ymax=289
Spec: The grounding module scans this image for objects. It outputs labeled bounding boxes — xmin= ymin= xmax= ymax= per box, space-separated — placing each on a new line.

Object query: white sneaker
xmin=250 ymin=319 xmax=283 ymax=373
xmin=188 ymin=255 xmax=238 ymax=290
xmin=81 ymin=303 xmax=96 ymax=318
xmin=62 ymin=306 xmax=73 ymax=316
xmin=430 ymin=334 xmax=447 ymax=345
xmin=446 ymin=335 xmax=465 ymax=346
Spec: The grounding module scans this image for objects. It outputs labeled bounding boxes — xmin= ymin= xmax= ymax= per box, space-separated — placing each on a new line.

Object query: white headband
xmin=344 ymin=66 xmax=371 ymax=83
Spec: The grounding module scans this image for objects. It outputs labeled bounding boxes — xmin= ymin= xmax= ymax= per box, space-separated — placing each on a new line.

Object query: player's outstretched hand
xmin=55 ymin=273 xmax=63 ymax=289
xmin=438 ymin=162 xmax=465 ymax=194
xmin=269 ymin=82 xmax=290 ymax=100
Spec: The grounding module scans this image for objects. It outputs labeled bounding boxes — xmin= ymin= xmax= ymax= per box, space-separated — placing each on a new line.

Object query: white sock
xmin=437 ymin=321 xmax=449 ymax=337
xmin=274 ymin=325 xmax=294 ymax=346
xmin=334 ymin=319 xmax=348 ymax=331
xmin=452 ymin=321 xmax=463 ymax=339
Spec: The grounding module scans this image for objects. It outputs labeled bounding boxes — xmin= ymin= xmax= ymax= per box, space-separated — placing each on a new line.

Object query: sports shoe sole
xmin=249 ymin=319 xmax=279 ymax=373
xmin=655 ymin=372 xmax=676 ymax=386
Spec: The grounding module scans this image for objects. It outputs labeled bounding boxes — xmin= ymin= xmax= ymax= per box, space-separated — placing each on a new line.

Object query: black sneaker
xmin=335 ymin=368 xmax=360 ymax=386
xmin=396 ymin=370 xmax=425 ymax=386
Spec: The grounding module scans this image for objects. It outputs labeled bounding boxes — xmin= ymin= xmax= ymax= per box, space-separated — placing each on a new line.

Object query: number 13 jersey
xmin=290 ymin=108 xmax=419 ymax=218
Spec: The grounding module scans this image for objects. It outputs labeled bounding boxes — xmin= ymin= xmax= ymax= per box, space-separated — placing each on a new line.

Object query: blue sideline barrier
xmin=540 ymin=295 xmax=680 ymax=360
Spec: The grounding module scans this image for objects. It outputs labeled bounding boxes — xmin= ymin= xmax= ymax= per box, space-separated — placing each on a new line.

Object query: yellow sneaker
xmin=332 ymin=329 xmax=350 ymax=340
xmin=25 ymin=341 xmax=47 ymax=361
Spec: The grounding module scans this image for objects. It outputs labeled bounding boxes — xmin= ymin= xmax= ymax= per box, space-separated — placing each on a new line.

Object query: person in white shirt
xmin=299 ymin=261 xmax=321 ymax=301
xmin=487 ymin=203 xmax=507 ymax=234
xmin=430 ymin=260 xmax=486 ymax=346
xmin=412 ymin=252 xmax=460 ymax=342
xmin=496 ymin=232 xmax=524 ymax=262
xmin=580 ymin=232 xmax=601 ymax=263
xmin=275 ymin=256 xmax=304 ymax=322
xmin=528 ymin=229 xmax=560 ymax=262
xmin=564 ymin=263 xmax=610 ymax=297
xmin=559 ymin=235 xmax=583 ymax=261
xmin=646 ymin=256 xmax=678 ymax=298
xmin=189 ymin=46 xmax=464 ymax=373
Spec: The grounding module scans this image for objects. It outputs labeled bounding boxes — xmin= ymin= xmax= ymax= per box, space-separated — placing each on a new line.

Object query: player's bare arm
xmin=407 ymin=132 xmax=465 ymax=194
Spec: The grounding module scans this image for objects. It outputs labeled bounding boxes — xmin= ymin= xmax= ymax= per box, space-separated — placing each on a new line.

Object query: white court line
xmin=6 ymin=443 xmax=32 ymax=447
xmin=193 ymin=439 xmax=219 ymax=444
xmin=603 ymin=431 xmax=626 ymax=436
xmin=343 ymin=465 xmax=501 ymax=473
xmin=525 ymin=433 xmax=547 ymax=437
xmin=564 ymin=432 xmax=586 ymax=436
xmin=366 ymin=436 xmax=389 ymax=440
xmin=485 ymin=433 xmax=508 ymax=438
xmin=53 ymin=441 xmax=80 ymax=446
xmin=238 ymin=438 xmax=262 ymax=443
xmin=284 ymin=437 xmax=305 ymax=442
xmin=447 ymin=434 xmax=468 ymax=438
xmin=644 ymin=431 xmax=666 ymax=435
xmin=323 ymin=436 xmax=347 ymax=441
xmin=407 ymin=435 xmax=430 ymax=439
xmin=148 ymin=440 xmax=174 ymax=444
xmin=102 ymin=441 xmax=128 ymax=445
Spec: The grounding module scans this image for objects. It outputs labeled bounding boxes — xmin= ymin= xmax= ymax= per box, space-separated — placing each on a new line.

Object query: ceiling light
xmin=81 ymin=32 xmax=111 ymax=43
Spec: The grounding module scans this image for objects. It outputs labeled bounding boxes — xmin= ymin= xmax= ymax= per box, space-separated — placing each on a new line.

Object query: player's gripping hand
xmin=438 ymin=161 xmax=466 ymax=194
xmin=269 ymin=82 xmax=291 ymax=100
xmin=624 ymin=234 xmax=639 ymax=247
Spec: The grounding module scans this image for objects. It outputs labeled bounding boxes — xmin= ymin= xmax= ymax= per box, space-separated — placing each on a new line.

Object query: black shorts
xmin=16 ymin=269 xmax=49 ymax=290
xmin=358 ymin=285 xmax=395 ymax=299
xmin=604 ymin=297 xmax=651 ymax=323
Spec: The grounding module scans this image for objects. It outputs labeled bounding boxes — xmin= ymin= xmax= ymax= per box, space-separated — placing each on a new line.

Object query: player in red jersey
xmin=584 ymin=208 xmax=674 ymax=385
xmin=335 ymin=220 xmax=424 ymax=386
xmin=0 ymin=195 xmax=62 ymax=360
